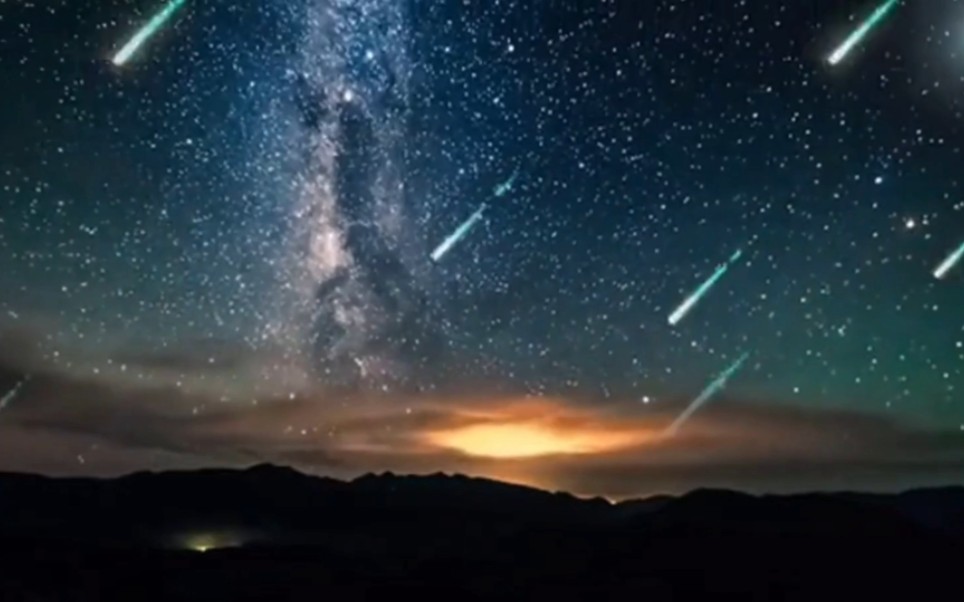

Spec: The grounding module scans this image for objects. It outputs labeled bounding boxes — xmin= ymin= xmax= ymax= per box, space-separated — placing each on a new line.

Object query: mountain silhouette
xmin=0 ymin=465 xmax=961 ymax=600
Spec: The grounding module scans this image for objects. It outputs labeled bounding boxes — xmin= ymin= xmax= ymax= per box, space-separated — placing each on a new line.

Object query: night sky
xmin=1 ymin=0 xmax=964 ymax=497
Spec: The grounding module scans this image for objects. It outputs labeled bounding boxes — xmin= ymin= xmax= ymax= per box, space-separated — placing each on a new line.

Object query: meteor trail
xmin=668 ymin=248 xmax=743 ymax=326
xmin=665 ymin=352 xmax=750 ymax=436
xmin=934 ymin=241 xmax=964 ymax=280
xmin=493 ymin=167 xmax=520 ymax=197
xmin=111 ymin=0 xmax=188 ymax=66
xmin=827 ymin=0 xmax=900 ymax=66
xmin=0 ymin=376 xmax=29 ymax=412
xmin=430 ymin=204 xmax=487 ymax=262
xmin=430 ymin=168 xmax=519 ymax=263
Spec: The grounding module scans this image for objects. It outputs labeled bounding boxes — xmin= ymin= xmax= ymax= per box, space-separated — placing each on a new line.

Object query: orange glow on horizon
xmin=425 ymin=420 xmax=648 ymax=459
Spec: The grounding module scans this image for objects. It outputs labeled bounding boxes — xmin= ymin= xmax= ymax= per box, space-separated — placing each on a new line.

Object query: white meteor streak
xmin=668 ymin=248 xmax=743 ymax=326
xmin=0 ymin=376 xmax=29 ymax=411
xmin=827 ymin=0 xmax=901 ymax=66
xmin=112 ymin=0 xmax=188 ymax=66
xmin=665 ymin=352 xmax=750 ymax=437
xmin=934 ymin=241 xmax=964 ymax=280
xmin=430 ymin=204 xmax=487 ymax=262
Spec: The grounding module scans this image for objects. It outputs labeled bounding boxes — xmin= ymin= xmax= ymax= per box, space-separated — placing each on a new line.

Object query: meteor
xmin=934 ymin=241 xmax=964 ymax=280
xmin=827 ymin=0 xmax=901 ymax=66
xmin=429 ymin=167 xmax=518 ymax=263
xmin=0 ymin=376 xmax=30 ymax=412
xmin=430 ymin=204 xmax=487 ymax=262
xmin=668 ymin=248 xmax=743 ymax=326
xmin=111 ymin=0 xmax=188 ymax=66
xmin=665 ymin=352 xmax=750 ymax=436
xmin=493 ymin=167 xmax=520 ymax=197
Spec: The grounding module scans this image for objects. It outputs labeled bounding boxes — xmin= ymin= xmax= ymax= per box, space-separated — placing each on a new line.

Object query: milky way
xmin=267 ymin=0 xmax=428 ymax=389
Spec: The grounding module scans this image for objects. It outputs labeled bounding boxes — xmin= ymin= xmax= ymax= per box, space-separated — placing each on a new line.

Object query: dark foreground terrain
xmin=1 ymin=465 xmax=963 ymax=601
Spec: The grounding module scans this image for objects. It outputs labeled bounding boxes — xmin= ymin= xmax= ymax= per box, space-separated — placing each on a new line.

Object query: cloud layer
xmin=2 ymin=331 xmax=963 ymax=498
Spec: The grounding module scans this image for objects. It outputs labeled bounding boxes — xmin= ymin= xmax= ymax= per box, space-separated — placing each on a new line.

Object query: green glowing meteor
xmin=665 ymin=352 xmax=750 ymax=437
xmin=430 ymin=204 xmax=487 ymax=262
xmin=668 ymin=248 xmax=743 ymax=326
xmin=112 ymin=0 xmax=188 ymax=66
xmin=934 ymin=240 xmax=964 ymax=280
xmin=827 ymin=0 xmax=901 ymax=66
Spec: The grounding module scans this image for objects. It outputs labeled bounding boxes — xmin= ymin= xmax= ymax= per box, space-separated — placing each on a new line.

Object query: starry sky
xmin=1 ymin=0 xmax=964 ymax=497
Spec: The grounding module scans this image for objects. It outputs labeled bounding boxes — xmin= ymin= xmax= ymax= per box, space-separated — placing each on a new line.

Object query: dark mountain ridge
xmin=2 ymin=465 xmax=963 ymax=600
xmin=2 ymin=464 xmax=964 ymax=541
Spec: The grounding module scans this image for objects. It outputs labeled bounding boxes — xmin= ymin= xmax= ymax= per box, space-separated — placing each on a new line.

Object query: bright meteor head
xmin=933 ymin=241 xmax=964 ymax=280
xmin=111 ymin=0 xmax=188 ymax=67
xmin=827 ymin=0 xmax=901 ymax=66
xmin=667 ymin=247 xmax=744 ymax=327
